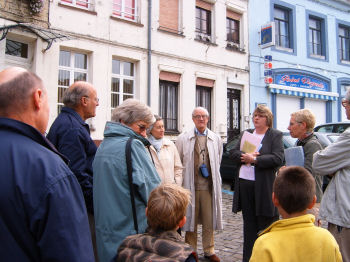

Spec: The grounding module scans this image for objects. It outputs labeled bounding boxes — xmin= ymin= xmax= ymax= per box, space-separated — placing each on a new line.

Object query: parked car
xmin=314 ymin=121 xmax=350 ymax=133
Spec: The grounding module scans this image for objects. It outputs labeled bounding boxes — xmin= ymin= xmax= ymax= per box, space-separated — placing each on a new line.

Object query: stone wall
xmin=0 ymin=0 xmax=49 ymax=28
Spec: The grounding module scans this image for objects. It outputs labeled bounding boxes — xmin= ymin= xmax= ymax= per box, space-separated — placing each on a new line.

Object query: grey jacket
xmin=296 ymin=134 xmax=323 ymax=202
xmin=312 ymin=129 xmax=350 ymax=228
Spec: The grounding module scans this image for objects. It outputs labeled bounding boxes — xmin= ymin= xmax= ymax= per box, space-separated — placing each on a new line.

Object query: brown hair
xmin=147 ymin=183 xmax=191 ymax=231
xmin=274 ymin=166 xmax=315 ymax=214
xmin=253 ymin=105 xmax=273 ymax=128
xmin=0 ymin=71 xmax=42 ymax=116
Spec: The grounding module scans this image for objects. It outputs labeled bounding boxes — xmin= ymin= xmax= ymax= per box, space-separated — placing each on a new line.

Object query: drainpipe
xmin=147 ymin=0 xmax=152 ymax=106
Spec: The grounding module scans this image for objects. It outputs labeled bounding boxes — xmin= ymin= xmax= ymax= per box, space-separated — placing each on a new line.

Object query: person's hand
xmin=241 ymin=152 xmax=259 ymax=164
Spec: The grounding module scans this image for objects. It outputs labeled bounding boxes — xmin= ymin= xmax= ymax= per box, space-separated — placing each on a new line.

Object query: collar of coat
xmin=188 ymin=127 xmax=215 ymax=141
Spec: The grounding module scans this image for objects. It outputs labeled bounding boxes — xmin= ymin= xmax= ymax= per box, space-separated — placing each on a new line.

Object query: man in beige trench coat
xmin=176 ymin=107 xmax=223 ymax=262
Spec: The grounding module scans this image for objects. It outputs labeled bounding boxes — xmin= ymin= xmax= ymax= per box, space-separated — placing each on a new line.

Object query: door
xmin=227 ymin=89 xmax=241 ymax=141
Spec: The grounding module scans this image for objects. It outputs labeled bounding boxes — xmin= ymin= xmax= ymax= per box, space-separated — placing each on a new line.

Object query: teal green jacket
xmin=93 ymin=122 xmax=161 ymax=262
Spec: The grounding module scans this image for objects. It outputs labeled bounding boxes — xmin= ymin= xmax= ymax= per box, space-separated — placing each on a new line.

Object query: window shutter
xmin=196 ymin=0 xmax=212 ymax=11
xmin=227 ymin=10 xmax=241 ymax=21
xmin=196 ymin=77 xmax=214 ymax=88
xmin=159 ymin=71 xmax=181 ymax=82
xmin=159 ymin=0 xmax=179 ymax=33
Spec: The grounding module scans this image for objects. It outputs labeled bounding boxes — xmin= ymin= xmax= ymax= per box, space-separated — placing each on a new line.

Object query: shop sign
xmin=275 ymin=74 xmax=329 ymax=91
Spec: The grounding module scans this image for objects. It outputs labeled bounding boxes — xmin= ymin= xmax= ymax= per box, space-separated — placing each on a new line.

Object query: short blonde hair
xmin=147 ymin=184 xmax=191 ymax=231
xmin=291 ymin=109 xmax=316 ymax=132
xmin=253 ymin=105 xmax=273 ymax=128
xmin=111 ymin=98 xmax=155 ymax=125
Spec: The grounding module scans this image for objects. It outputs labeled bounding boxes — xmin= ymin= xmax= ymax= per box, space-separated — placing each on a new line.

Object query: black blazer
xmin=230 ymin=128 xmax=284 ymax=217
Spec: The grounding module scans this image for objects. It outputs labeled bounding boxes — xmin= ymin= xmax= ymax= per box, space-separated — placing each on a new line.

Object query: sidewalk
xmin=196 ymin=182 xmax=244 ymax=262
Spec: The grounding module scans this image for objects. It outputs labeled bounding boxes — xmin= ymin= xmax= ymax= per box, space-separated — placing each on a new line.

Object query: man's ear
xmin=145 ymin=207 xmax=148 ymax=217
xmin=272 ymin=192 xmax=280 ymax=208
xmin=307 ymin=195 xmax=317 ymax=210
xmin=33 ymin=88 xmax=43 ymax=110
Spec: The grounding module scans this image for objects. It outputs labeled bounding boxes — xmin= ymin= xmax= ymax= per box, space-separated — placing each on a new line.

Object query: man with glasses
xmin=0 ymin=67 xmax=94 ymax=261
xmin=47 ymin=81 xmax=99 ymax=258
xmin=176 ymin=107 xmax=223 ymax=262
xmin=312 ymin=90 xmax=350 ymax=262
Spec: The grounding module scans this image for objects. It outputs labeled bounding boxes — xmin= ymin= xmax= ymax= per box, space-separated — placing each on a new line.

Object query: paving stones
xmin=192 ymin=182 xmax=243 ymax=262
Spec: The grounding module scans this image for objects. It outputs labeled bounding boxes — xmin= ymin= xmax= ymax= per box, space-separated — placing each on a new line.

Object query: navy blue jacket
xmin=47 ymin=107 xmax=97 ymax=214
xmin=0 ymin=117 xmax=94 ymax=262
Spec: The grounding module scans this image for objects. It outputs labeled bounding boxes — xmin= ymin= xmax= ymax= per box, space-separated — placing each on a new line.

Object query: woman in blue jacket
xmin=93 ymin=99 xmax=161 ymax=262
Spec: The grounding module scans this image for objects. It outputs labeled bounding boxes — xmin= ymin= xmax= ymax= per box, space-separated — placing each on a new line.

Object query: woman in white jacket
xmin=148 ymin=115 xmax=183 ymax=185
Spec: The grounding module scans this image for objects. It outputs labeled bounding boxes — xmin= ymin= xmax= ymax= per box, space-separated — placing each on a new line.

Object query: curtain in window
xmin=113 ymin=0 xmax=135 ymax=20
xmin=159 ymin=80 xmax=178 ymax=131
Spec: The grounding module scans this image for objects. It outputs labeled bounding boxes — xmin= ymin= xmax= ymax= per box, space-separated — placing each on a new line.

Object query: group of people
xmin=0 ymin=67 xmax=223 ymax=262
xmin=230 ymin=104 xmax=349 ymax=262
xmin=0 ymin=66 xmax=349 ymax=262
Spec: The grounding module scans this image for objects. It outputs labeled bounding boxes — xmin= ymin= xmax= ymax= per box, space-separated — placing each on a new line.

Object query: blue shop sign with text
xmin=275 ymin=74 xmax=329 ymax=91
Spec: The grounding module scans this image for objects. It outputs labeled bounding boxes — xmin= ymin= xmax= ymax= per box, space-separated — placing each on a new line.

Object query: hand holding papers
xmin=240 ymin=131 xmax=262 ymax=153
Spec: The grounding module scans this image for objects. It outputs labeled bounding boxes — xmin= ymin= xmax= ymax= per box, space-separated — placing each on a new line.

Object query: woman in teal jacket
xmin=93 ymin=99 xmax=161 ymax=262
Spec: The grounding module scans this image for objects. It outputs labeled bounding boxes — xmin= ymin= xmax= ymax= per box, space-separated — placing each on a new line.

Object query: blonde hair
xmin=291 ymin=109 xmax=316 ymax=132
xmin=147 ymin=184 xmax=191 ymax=231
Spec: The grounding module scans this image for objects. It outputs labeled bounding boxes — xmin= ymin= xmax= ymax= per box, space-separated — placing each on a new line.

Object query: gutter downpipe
xmin=147 ymin=0 xmax=152 ymax=106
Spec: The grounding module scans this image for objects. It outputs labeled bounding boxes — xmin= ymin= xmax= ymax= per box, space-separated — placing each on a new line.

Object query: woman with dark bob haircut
xmin=93 ymin=99 xmax=161 ymax=262
xmin=229 ymin=105 xmax=284 ymax=262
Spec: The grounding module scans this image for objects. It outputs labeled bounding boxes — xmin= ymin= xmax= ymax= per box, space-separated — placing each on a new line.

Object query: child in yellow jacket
xmin=250 ymin=166 xmax=342 ymax=262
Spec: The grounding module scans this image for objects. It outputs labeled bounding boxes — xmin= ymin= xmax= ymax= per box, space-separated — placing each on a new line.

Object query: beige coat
xmin=149 ymin=138 xmax=183 ymax=186
xmin=176 ymin=128 xmax=223 ymax=231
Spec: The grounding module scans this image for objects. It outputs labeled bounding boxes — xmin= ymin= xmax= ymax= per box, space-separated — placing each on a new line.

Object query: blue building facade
xmin=249 ymin=0 xmax=350 ymax=131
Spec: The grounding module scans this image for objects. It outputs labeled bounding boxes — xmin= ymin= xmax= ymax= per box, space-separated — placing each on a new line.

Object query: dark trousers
xmin=239 ymin=179 xmax=279 ymax=262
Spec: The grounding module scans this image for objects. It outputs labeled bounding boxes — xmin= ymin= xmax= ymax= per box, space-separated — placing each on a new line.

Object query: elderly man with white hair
xmin=176 ymin=107 xmax=223 ymax=262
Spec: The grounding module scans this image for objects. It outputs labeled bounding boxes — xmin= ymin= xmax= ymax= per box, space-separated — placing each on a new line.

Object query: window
xmin=274 ymin=6 xmax=291 ymax=49
xmin=226 ymin=18 xmax=239 ymax=44
xmin=112 ymin=0 xmax=137 ymax=21
xmin=159 ymin=0 xmax=181 ymax=34
xmin=309 ymin=17 xmax=323 ymax=56
xmin=195 ymin=6 xmax=211 ymax=41
xmin=58 ymin=50 xmax=88 ymax=114
xmin=111 ymin=59 xmax=135 ymax=111
xmin=60 ymin=0 xmax=90 ymax=9
xmin=159 ymin=80 xmax=178 ymax=132
xmin=196 ymin=85 xmax=211 ymax=128
xmin=5 ymin=39 xmax=28 ymax=58
xmin=339 ymin=26 xmax=350 ymax=62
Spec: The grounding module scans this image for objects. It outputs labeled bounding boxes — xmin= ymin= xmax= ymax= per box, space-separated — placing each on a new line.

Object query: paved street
xmin=193 ymin=181 xmax=244 ymax=262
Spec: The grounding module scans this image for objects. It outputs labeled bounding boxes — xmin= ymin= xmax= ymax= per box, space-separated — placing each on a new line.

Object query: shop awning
xmin=268 ymin=84 xmax=339 ymax=101
xmin=0 ymin=23 xmax=73 ymax=52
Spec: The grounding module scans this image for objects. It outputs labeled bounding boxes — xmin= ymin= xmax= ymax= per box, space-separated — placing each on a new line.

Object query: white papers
xmin=284 ymin=146 xmax=304 ymax=167
xmin=240 ymin=131 xmax=262 ymax=153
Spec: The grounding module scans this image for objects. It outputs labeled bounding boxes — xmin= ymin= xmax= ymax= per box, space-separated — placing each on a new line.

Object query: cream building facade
xmin=0 ymin=0 xmax=249 ymax=141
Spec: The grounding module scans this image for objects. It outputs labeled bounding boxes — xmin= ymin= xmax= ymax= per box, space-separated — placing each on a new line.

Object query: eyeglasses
xmin=137 ymin=124 xmax=147 ymax=132
xmin=193 ymin=115 xmax=208 ymax=120
xmin=84 ymin=96 xmax=99 ymax=103
xmin=342 ymin=99 xmax=349 ymax=108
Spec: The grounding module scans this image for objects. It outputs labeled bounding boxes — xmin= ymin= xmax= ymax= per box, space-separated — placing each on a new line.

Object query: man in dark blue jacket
xmin=47 ymin=81 xmax=99 ymax=214
xmin=0 ymin=67 xmax=94 ymax=261
xmin=47 ymin=81 xmax=99 ymax=257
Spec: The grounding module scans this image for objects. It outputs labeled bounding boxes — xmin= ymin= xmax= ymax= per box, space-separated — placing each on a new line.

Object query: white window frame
xmin=58 ymin=50 xmax=88 ymax=114
xmin=112 ymin=0 xmax=138 ymax=22
xmin=60 ymin=0 xmax=94 ymax=11
xmin=111 ymin=59 xmax=135 ymax=111
xmin=3 ymin=33 xmax=34 ymax=69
